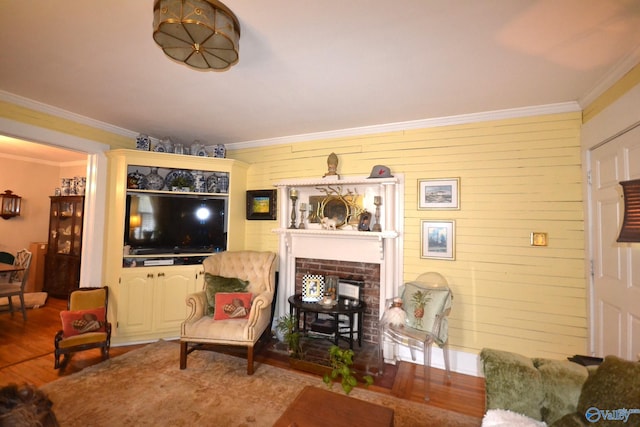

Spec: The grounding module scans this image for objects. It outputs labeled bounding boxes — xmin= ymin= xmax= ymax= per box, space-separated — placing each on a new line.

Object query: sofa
xmin=480 ymin=348 xmax=640 ymax=427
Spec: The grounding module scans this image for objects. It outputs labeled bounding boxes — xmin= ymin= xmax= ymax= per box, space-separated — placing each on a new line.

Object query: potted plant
xmin=322 ymin=345 xmax=373 ymax=395
xmin=275 ymin=314 xmax=303 ymax=359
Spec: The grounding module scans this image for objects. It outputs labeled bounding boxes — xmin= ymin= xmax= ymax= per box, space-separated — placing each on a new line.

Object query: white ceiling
xmin=1 ymin=0 xmax=640 ymax=160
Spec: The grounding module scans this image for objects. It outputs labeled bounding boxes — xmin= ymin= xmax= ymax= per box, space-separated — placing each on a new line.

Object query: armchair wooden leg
xmin=247 ymin=346 xmax=254 ymax=375
xmin=180 ymin=341 xmax=188 ymax=370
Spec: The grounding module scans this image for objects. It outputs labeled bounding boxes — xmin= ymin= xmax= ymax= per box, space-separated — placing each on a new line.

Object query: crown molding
xmin=230 ymin=102 xmax=581 ymax=150
xmin=0 ymin=90 xmax=137 ymax=139
xmin=579 ymin=46 xmax=640 ymax=108
xmin=1 ymin=89 xmax=580 ymax=151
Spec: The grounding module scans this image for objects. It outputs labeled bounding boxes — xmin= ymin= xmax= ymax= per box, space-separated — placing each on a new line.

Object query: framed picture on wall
xmin=246 ymin=189 xmax=277 ymax=220
xmin=421 ymin=220 xmax=455 ymax=260
xmin=418 ymin=178 xmax=460 ymax=210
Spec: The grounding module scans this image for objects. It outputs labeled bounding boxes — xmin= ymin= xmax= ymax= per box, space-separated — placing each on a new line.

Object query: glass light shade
xmin=617 ymin=179 xmax=640 ymax=242
xmin=0 ymin=190 xmax=21 ymax=220
xmin=153 ymin=0 xmax=240 ymax=71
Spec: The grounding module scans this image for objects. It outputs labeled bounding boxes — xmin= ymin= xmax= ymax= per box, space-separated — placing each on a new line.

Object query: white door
xmin=590 ymin=124 xmax=640 ymax=360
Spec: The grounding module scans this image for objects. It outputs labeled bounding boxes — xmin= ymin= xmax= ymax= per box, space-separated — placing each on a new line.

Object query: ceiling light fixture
xmin=153 ymin=0 xmax=240 ymax=71
xmin=617 ymin=179 xmax=640 ymax=243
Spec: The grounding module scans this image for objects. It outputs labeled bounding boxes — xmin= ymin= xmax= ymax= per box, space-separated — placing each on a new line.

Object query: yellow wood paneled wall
xmin=0 ymin=101 xmax=131 ymax=148
xmin=230 ymin=111 xmax=586 ymax=359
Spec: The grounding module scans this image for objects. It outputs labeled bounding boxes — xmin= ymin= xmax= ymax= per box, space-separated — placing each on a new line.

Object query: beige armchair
xmin=180 ymin=250 xmax=277 ymax=374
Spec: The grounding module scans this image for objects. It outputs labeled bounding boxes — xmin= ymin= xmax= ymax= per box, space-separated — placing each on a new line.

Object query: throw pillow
xmin=213 ymin=292 xmax=252 ymax=320
xmin=533 ymin=358 xmax=588 ymax=425
xmin=480 ymin=348 xmax=544 ymax=421
xmin=60 ymin=307 xmax=106 ymax=337
xmin=482 ymin=409 xmax=549 ymax=427
xmin=401 ymin=282 xmax=451 ymax=344
xmin=204 ymin=273 xmax=249 ymax=316
xmin=566 ymin=355 xmax=640 ymax=427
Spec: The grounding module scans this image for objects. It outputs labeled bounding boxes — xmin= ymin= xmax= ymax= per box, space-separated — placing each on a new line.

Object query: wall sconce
xmin=0 ymin=190 xmax=21 ymax=220
xmin=617 ymin=179 xmax=640 ymax=242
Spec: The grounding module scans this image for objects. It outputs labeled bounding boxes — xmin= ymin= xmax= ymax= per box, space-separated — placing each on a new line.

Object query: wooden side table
xmin=288 ymin=294 xmax=365 ymax=349
xmin=274 ymin=386 xmax=394 ymax=427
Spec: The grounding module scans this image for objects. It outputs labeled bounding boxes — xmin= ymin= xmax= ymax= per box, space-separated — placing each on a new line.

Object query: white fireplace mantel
xmin=272 ymin=174 xmax=404 ymax=321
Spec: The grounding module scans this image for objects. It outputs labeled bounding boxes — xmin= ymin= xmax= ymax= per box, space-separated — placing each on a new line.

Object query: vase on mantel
xmin=145 ymin=167 xmax=165 ymax=191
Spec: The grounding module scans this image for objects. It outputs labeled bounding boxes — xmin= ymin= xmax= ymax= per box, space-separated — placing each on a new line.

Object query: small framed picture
xmin=421 ymin=220 xmax=455 ymax=260
xmin=302 ymin=274 xmax=325 ymax=302
xmin=246 ymin=189 xmax=277 ymax=220
xmin=418 ymin=178 xmax=460 ymax=210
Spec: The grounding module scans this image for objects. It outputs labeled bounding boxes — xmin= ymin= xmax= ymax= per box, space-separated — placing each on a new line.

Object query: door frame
xmin=582 ymin=81 xmax=640 ymax=356
xmin=0 ymin=117 xmax=109 ymax=289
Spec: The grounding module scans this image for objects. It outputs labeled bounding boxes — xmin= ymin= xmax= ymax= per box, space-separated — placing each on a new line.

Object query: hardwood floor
xmin=0 ymin=296 xmax=486 ymax=419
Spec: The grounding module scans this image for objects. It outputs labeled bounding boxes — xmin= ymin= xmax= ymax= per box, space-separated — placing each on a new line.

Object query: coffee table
xmin=274 ymin=385 xmax=394 ymax=427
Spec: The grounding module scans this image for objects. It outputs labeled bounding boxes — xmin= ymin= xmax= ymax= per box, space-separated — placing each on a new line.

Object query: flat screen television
xmin=124 ymin=192 xmax=227 ymax=255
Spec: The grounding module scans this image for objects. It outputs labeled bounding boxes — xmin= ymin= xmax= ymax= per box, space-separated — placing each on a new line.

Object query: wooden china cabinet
xmin=44 ymin=196 xmax=84 ymax=297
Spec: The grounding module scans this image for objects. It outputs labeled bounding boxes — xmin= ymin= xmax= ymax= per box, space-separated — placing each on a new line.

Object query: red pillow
xmin=60 ymin=307 xmax=106 ymax=337
xmin=213 ymin=292 xmax=252 ymax=320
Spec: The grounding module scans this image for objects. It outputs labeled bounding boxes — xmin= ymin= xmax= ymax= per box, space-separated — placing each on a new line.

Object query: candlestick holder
xmin=372 ymin=195 xmax=382 ymax=232
xmin=289 ymin=193 xmax=298 ymax=229
xmin=298 ymin=202 xmax=307 ymax=229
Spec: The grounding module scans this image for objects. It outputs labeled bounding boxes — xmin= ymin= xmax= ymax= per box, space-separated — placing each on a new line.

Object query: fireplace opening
xmin=294 ymin=258 xmax=381 ymax=344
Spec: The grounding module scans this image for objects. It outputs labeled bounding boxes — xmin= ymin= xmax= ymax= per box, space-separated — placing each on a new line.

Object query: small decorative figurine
xmin=321 ymin=217 xmax=337 ymax=230
xmin=323 ymin=152 xmax=339 ymax=179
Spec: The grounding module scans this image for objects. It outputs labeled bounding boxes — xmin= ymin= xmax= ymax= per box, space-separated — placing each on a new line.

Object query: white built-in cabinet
xmin=103 ymin=149 xmax=247 ymax=344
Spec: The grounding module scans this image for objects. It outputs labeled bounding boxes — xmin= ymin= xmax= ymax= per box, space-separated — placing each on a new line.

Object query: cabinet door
xmin=118 ymin=269 xmax=155 ymax=336
xmin=153 ymin=266 xmax=197 ymax=333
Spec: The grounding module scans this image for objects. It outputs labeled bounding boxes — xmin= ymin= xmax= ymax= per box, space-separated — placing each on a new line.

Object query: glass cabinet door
xmin=49 ymin=196 xmax=84 ymax=256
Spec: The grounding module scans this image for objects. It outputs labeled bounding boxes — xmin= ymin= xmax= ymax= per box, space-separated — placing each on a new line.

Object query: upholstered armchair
xmin=180 ymin=250 xmax=277 ymax=375
xmin=54 ymin=286 xmax=111 ymax=369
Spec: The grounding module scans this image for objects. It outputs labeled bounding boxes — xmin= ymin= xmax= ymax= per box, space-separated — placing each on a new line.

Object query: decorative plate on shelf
xmin=206 ymin=174 xmax=218 ymax=193
xmin=127 ymin=170 xmax=148 ymax=190
xmin=302 ymin=274 xmax=325 ymax=302
xmin=164 ymin=170 xmax=195 ymax=190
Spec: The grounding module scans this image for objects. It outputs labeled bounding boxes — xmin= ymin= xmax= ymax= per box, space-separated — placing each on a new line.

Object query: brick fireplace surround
xmin=294 ymin=258 xmax=381 ymax=344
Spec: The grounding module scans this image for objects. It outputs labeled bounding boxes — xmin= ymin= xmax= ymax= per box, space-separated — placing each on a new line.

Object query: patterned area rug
xmin=41 ymin=340 xmax=481 ymax=427
xmin=0 ymin=292 xmax=48 ymax=310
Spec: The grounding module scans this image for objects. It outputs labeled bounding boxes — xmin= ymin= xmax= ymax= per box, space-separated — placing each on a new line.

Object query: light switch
xmin=530 ymin=232 xmax=548 ymax=246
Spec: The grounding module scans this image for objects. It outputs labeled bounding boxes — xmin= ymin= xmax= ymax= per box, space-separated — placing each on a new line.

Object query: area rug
xmin=0 ymin=292 xmax=48 ymax=310
xmin=40 ymin=340 xmax=481 ymax=427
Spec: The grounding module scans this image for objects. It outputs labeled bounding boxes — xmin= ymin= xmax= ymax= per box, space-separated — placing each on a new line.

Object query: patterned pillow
xmin=213 ymin=292 xmax=252 ymax=320
xmin=204 ymin=274 xmax=249 ymax=316
xmin=60 ymin=307 xmax=106 ymax=337
xmin=401 ymin=282 xmax=451 ymax=344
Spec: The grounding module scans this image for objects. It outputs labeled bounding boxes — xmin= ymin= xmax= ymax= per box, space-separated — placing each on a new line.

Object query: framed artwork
xmin=246 ymin=189 xmax=277 ymax=220
xmin=421 ymin=220 xmax=455 ymax=260
xmin=302 ymin=274 xmax=325 ymax=302
xmin=418 ymin=178 xmax=460 ymax=210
